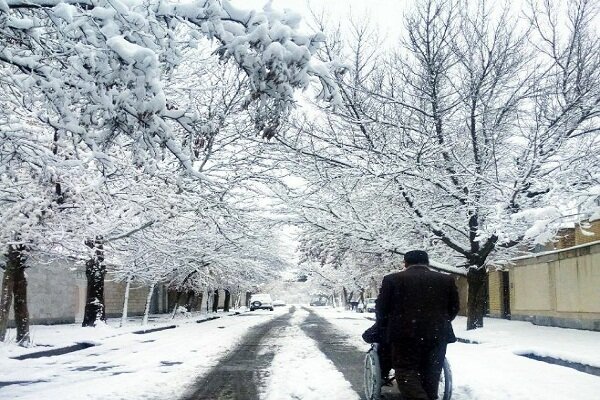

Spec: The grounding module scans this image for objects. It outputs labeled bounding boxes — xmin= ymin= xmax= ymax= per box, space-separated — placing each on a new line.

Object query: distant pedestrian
xmin=375 ymin=250 xmax=459 ymax=400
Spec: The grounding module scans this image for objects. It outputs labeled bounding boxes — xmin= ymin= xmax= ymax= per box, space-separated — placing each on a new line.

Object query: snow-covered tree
xmin=0 ymin=0 xmax=341 ymax=341
xmin=277 ymin=0 xmax=600 ymax=329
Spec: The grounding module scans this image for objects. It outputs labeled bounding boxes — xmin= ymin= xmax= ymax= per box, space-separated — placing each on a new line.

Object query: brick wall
xmin=104 ymin=279 xmax=151 ymax=317
xmin=555 ymin=228 xmax=576 ymax=249
xmin=575 ymin=219 xmax=600 ymax=246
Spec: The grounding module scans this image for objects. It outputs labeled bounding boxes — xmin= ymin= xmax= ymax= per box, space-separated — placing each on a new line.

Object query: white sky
xmin=232 ymin=0 xmax=412 ymax=39
xmin=231 ymin=0 xmax=550 ymax=41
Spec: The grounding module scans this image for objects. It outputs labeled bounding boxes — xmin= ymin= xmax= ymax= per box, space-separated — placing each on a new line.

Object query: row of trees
xmin=1 ymin=0 xmax=598 ymax=342
xmin=0 ymin=0 xmax=338 ymax=344
xmin=276 ymin=0 xmax=600 ymax=329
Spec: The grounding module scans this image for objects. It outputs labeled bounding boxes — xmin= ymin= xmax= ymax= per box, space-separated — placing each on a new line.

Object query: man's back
xmin=377 ymin=265 xmax=459 ymax=343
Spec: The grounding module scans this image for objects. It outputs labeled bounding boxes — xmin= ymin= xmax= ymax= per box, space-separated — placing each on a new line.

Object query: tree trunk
xmin=235 ymin=290 xmax=242 ymax=309
xmin=196 ymin=291 xmax=204 ymax=313
xmin=171 ymin=290 xmax=183 ymax=318
xmin=184 ymin=291 xmax=194 ymax=312
xmin=212 ymin=289 xmax=219 ymax=313
xmin=13 ymin=260 xmax=30 ymax=345
xmin=142 ymin=283 xmax=155 ymax=326
xmin=342 ymin=287 xmax=349 ymax=309
xmin=207 ymin=290 xmax=213 ymax=313
xmin=0 ymin=265 xmax=14 ymax=342
xmin=467 ymin=267 xmax=488 ymax=330
xmin=82 ymin=237 xmax=106 ymax=327
xmin=1 ymin=244 xmax=30 ymax=344
xmin=120 ymin=276 xmax=132 ymax=328
xmin=245 ymin=291 xmax=252 ymax=308
xmin=2 ymin=244 xmax=30 ymax=345
xmin=223 ymin=289 xmax=231 ymax=312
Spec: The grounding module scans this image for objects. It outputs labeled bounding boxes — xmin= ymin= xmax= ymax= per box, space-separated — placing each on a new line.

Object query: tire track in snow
xmin=260 ymin=308 xmax=359 ymax=400
xmin=299 ymin=307 xmax=371 ymax=399
xmin=300 ymin=307 xmax=405 ymax=400
xmin=181 ymin=307 xmax=295 ymax=400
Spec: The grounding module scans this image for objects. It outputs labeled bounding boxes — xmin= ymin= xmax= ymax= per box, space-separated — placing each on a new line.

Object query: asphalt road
xmin=181 ymin=306 xmax=402 ymax=400
xmin=181 ymin=307 xmax=296 ymax=400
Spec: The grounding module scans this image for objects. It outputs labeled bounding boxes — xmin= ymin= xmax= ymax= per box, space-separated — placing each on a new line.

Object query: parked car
xmin=249 ymin=294 xmax=274 ymax=311
xmin=310 ymin=298 xmax=327 ymax=306
xmin=365 ymin=298 xmax=377 ymax=313
xmin=273 ymin=299 xmax=286 ymax=307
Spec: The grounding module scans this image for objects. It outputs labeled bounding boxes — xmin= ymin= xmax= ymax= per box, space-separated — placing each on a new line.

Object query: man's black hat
xmin=404 ymin=250 xmax=429 ymax=265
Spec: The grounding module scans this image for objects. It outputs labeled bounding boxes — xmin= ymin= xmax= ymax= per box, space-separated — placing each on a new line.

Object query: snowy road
xmin=182 ymin=306 xmax=364 ymax=400
xmin=2 ymin=306 xmax=600 ymax=399
xmin=182 ymin=309 xmax=295 ymax=399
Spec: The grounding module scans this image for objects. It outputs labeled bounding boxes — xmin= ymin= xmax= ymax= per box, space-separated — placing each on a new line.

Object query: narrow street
xmin=181 ymin=307 xmax=399 ymax=400
xmin=2 ymin=306 xmax=599 ymax=400
xmin=178 ymin=306 xmax=600 ymax=400
xmin=181 ymin=308 xmax=296 ymax=400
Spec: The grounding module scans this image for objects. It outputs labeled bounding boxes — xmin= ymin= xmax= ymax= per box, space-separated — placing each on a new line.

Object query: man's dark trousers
xmin=392 ymin=338 xmax=446 ymax=400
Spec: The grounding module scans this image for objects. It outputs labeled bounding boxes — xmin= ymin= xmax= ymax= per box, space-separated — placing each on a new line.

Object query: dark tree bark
xmin=82 ymin=236 xmax=106 ymax=327
xmin=0 ymin=244 xmax=30 ymax=344
xmin=171 ymin=291 xmax=184 ymax=318
xmin=184 ymin=291 xmax=195 ymax=312
xmin=0 ymin=265 xmax=14 ymax=342
xmin=466 ymin=268 xmax=488 ymax=330
xmin=13 ymin=262 xmax=30 ymax=344
xmin=223 ymin=289 xmax=231 ymax=312
xmin=342 ymin=287 xmax=349 ymax=309
xmin=212 ymin=289 xmax=219 ymax=313
xmin=170 ymin=271 xmax=198 ymax=317
xmin=245 ymin=291 xmax=252 ymax=307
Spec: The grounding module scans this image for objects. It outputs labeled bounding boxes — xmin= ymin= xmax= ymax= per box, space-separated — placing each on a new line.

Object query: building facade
xmin=488 ymin=220 xmax=600 ymax=331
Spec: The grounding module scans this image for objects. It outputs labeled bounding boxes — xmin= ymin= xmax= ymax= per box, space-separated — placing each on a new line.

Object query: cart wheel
xmin=364 ymin=344 xmax=382 ymax=400
xmin=439 ymin=358 xmax=453 ymax=400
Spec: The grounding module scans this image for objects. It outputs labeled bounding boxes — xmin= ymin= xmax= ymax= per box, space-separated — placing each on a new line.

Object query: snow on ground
xmin=0 ymin=308 xmax=281 ymax=400
xmin=452 ymin=316 xmax=600 ymax=368
xmin=447 ymin=343 xmax=600 ymax=400
xmin=3 ymin=305 xmax=600 ymax=400
xmin=312 ymin=307 xmax=600 ymax=400
xmin=260 ymin=308 xmax=359 ymax=400
xmin=1 ymin=312 xmax=201 ymax=359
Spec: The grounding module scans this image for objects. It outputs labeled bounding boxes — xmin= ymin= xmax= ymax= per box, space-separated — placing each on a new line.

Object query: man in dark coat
xmin=375 ymin=250 xmax=459 ymax=400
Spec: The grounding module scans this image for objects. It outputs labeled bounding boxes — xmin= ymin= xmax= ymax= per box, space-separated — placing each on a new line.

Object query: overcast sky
xmin=232 ymin=0 xmax=413 ymax=38
xmin=231 ymin=0 xmax=550 ymax=39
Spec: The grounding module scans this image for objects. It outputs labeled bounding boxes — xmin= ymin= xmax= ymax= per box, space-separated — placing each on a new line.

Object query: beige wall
xmin=455 ymin=276 xmax=468 ymax=316
xmin=1 ymin=259 xmax=80 ymax=325
xmin=488 ymin=270 xmax=502 ymax=317
xmin=513 ymin=263 xmax=552 ymax=311
xmin=508 ymin=242 xmax=600 ymax=331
